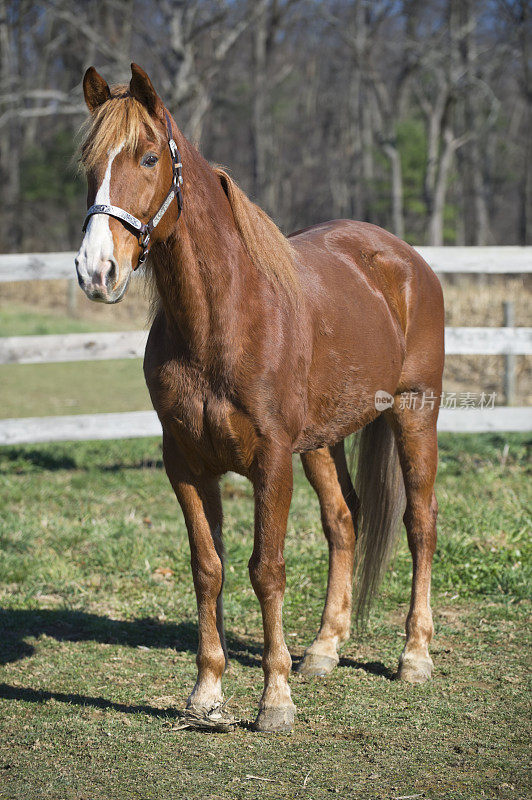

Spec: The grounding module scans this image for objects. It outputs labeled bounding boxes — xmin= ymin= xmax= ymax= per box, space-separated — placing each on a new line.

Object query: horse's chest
xmin=150 ymin=365 xmax=256 ymax=475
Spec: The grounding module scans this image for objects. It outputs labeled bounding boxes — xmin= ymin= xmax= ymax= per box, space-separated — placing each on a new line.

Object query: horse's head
xmin=76 ymin=64 xmax=181 ymax=303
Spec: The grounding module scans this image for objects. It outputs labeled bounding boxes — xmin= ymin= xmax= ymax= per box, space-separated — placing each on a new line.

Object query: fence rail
xmin=1 ymin=246 xmax=531 ymax=282
xmin=0 ymin=330 xmax=148 ymax=364
xmin=1 ymin=248 xmax=530 ymax=444
xmin=0 ymin=407 xmax=530 ymax=446
xmin=1 ymin=327 xmax=531 ymax=365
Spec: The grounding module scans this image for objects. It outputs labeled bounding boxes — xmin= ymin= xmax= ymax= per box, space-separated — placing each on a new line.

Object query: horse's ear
xmin=83 ymin=67 xmax=111 ymax=113
xmin=129 ymin=63 xmax=163 ymax=117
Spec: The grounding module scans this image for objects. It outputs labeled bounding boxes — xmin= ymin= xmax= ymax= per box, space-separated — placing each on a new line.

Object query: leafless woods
xmin=0 ymin=0 xmax=530 ymax=252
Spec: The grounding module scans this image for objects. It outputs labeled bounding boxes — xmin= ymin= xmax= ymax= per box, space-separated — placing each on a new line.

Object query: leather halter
xmin=82 ymin=111 xmax=183 ymax=269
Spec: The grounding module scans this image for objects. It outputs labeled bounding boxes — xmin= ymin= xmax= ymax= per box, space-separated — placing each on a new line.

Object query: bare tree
xmin=414 ymin=0 xmax=475 ymax=245
xmin=0 ymin=0 xmax=529 ymax=251
xmin=321 ymin=1 xmax=425 ymax=238
xmin=248 ymin=0 xmax=302 ymax=213
xmin=153 ymin=0 xmax=255 ymax=145
xmin=499 ymin=0 xmax=532 ymax=245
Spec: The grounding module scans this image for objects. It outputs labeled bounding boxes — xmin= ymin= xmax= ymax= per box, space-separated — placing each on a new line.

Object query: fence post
xmin=503 ymin=300 xmax=516 ymax=406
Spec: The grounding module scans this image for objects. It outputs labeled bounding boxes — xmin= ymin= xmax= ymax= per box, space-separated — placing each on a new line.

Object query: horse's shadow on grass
xmin=0 ymin=682 xmax=173 ymax=718
xmin=0 ymin=446 xmax=163 ymax=474
xmin=0 ymin=607 xmax=261 ymax=668
xmin=338 ymin=656 xmax=394 ymax=679
xmin=0 ymin=447 xmax=77 ymax=471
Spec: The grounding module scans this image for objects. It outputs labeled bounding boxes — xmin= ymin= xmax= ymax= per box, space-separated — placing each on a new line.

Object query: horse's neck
xmin=150 ymin=146 xmax=249 ymax=364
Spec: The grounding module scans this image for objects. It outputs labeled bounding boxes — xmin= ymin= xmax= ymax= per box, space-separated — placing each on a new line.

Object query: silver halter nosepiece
xmin=82 ymin=111 xmax=183 ymax=269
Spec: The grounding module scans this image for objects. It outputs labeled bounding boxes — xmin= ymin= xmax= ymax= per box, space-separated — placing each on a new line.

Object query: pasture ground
xmin=0 ymin=433 xmax=530 ymax=800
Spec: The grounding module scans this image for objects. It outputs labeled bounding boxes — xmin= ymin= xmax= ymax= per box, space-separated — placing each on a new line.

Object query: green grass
xmin=0 ymin=433 xmax=530 ymax=799
xmin=0 ymin=360 xmax=150 ymax=417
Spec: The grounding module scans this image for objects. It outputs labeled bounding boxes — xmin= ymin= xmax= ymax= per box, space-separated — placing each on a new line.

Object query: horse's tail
xmin=352 ymin=414 xmax=405 ymax=622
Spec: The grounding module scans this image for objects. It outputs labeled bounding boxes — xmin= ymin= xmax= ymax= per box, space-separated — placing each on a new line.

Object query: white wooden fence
xmin=2 ymin=247 xmax=531 ymax=282
xmin=1 ymin=247 xmax=531 ymax=444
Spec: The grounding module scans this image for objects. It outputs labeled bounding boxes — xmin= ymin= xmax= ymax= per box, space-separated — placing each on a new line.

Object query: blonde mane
xmin=80 ymin=84 xmax=161 ymax=170
xmin=214 ymin=168 xmax=300 ymax=305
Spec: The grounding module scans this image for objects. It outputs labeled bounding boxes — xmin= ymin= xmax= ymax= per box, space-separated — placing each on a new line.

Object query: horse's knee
xmin=321 ymin=500 xmax=355 ymax=552
xmin=248 ymin=553 xmax=286 ymax=598
xmin=193 ymin=557 xmax=223 ymax=597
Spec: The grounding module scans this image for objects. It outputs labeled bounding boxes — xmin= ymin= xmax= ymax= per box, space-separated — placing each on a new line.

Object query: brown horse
xmin=76 ymin=64 xmax=444 ymax=732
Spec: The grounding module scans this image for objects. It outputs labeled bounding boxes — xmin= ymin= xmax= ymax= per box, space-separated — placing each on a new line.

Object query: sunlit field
xmin=0 ymin=432 xmax=530 ymax=800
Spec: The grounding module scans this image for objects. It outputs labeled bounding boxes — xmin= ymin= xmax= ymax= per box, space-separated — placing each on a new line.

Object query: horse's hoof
xmin=396 ymin=656 xmax=433 ymax=684
xmin=296 ymin=653 xmax=337 ymax=677
xmin=253 ymin=706 xmax=295 ymax=733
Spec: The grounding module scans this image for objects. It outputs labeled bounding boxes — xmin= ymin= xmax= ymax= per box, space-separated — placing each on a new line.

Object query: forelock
xmin=80 ymin=84 xmax=161 ymax=171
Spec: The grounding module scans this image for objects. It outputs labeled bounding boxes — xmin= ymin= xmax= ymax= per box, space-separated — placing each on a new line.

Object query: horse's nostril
xmin=105 ymin=260 xmax=118 ymax=290
xmin=74 ymin=258 xmax=84 ymax=287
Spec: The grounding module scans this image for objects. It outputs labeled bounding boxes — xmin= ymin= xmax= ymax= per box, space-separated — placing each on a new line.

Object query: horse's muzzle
xmin=75 ymin=256 xmax=129 ymax=303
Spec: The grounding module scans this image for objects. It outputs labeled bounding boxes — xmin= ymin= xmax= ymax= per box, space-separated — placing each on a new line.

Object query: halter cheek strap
xmin=82 ymin=111 xmax=183 ymax=269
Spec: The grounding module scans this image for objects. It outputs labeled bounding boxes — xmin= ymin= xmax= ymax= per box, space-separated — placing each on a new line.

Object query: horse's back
xmin=290 ymin=219 xmax=441 ymax=319
xmin=290 ymin=218 xmax=444 ymax=369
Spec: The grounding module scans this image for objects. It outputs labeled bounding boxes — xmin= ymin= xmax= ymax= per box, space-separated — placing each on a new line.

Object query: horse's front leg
xmin=163 ymin=434 xmax=227 ymax=712
xmin=249 ymin=441 xmax=295 ymax=732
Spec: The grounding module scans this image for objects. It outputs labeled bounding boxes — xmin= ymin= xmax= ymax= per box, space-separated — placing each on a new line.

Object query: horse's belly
xmin=294 ymin=308 xmax=404 ymax=452
xmin=294 ymin=390 xmax=390 ymax=453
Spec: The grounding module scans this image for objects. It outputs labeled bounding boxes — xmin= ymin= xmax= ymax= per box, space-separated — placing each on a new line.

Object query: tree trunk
xmin=0 ymin=0 xmax=21 ymax=251
xmin=383 ymin=142 xmax=405 ymax=239
xmin=250 ymin=0 xmax=283 ymax=214
xmin=347 ymin=54 xmax=363 ymax=220
xmin=428 ymin=125 xmax=455 ymax=246
xmin=517 ymin=0 xmax=532 ymax=245
xmin=458 ymin=0 xmax=490 ymax=245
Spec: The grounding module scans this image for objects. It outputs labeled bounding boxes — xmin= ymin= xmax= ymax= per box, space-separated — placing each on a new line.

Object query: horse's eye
xmin=141 ymin=153 xmax=158 ymax=168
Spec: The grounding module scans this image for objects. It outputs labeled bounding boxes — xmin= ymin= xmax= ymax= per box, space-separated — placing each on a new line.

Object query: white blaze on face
xmin=76 ymin=142 xmax=124 ymax=282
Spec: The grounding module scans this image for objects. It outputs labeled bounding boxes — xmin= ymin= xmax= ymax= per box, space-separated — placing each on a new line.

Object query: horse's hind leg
xmin=298 ymin=442 xmax=358 ymax=676
xmin=388 ymin=398 xmax=439 ymax=683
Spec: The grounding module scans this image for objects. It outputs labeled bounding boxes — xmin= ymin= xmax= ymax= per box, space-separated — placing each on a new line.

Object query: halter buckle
xmin=136 ymin=231 xmax=151 ymax=267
